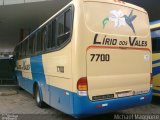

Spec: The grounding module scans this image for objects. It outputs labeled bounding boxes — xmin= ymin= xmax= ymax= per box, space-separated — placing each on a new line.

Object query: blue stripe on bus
xmin=30 ymin=55 xmax=51 ymax=104
xmin=16 ymin=70 xmax=34 ymax=94
xmin=17 ymin=56 xmax=49 ymax=101
xmin=152 ymin=66 xmax=160 ymax=76
xmin=72 ymin=90 xmax=152 ymax=117
xmin=152 ymin=89 xmax=160 ymax=94
xmin=30 ymin=56 xmax=44 ymax=73
xmin=48 ymin=85 xmax=152 ymax=117
xmin=49 ymin=85 xmax=73 ymax=115
xmin=152 ymin=59 xmax=160 ymax=64
xmin=150 ymin=20 xmax=160 ymax=25
xmin=16 ymin=68 xmax=152 ymax=117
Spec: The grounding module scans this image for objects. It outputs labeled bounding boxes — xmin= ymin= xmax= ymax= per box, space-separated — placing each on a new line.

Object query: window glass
xmin=52 ymin=20 xmax=56 ymax=48
xmin=64 ymin=10 xmax=71 ymax=33
xmin=47 ymin=23 xmax=52 ymax=49
xmin=36 ymin=27 xmax=47 ymax=53
xmin=15 ymin=46 xmax=19 ymax=59
xmin=57 ymin=14 xmax=64 ymax=36
xmin=25 ymin=39 xmax=29 ymax=56
xmin=19 ymin=44 xmax=22 ymax=59
xmin=29 ymin=34 xmax=36 ymax=55
xmin=24 ymin=40 xmax=27 ymax=57
xmin=57 ymin=9 xmax=72 ymax=46
xmin=36 ymin=31 xmax=42 ymax=52
xmin=41 ymin=27 xmax=47 ymax=51
xmin=21 ymin=42 xmax=24 ymax=58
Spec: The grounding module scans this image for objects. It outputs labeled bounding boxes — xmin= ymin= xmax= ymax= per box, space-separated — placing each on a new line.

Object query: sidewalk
xmin=0 ymin=86 xmax=18 ymax=96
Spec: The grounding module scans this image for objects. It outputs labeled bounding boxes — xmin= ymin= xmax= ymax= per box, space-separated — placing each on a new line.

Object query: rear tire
xmin=35 ymin=85 xmax=45 ymax=108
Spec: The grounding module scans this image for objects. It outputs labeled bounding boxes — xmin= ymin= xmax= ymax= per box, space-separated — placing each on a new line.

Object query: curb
xmin=0 ymin=89 xmax=18 ymax=96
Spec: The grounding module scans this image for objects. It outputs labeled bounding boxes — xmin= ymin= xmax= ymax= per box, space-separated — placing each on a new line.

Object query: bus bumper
xmin=72 ymin=90 xmax=152 ymax=118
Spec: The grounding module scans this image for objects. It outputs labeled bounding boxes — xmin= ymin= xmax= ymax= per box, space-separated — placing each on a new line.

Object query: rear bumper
xmin=72 ymin=90 xmax=152 ymax=118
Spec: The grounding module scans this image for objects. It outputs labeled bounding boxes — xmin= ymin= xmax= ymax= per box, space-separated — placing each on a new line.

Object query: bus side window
xmin=21 ymin=43 xmax=23 ymax=58
xmin=28 ymin=38 xmax=31 ymax=56
xmin=25 ymin=39 xmax=29 ymax=57
xmin=47 ymin=23 xmax=52 ymax=49
xmin=57 ymin=14 xmax=64 ymax=36
xmin=19 ymin=44 xmax=22 ymax=59
xmin=36 ymin=31 xmax=41 ymax=53
xmin=57 ymin=14 xmax=64 ymax=46
xmin=57 ymin=9 xmax=72 ymax=47
xmin=24 ymin=40 xmax=28 ymax=57
xmin=29 ymin=34 xmax=36 ymax=56
xmin=64 ymin=9 xmax=71 ymax=34
xmin=16 ymin=46 xmax=19 ymax=59
xmin=22 ymin=42 xmax=26 ymax=58
xmin=36 ymin=27 xmax=47 ymax=53
xmin=52 ymin=20 xmax=56 ymax=48
xmin=41 ymin=27 xmax=47 ymax=51
xmin=47 ymin=20 xmax=56 ymax=50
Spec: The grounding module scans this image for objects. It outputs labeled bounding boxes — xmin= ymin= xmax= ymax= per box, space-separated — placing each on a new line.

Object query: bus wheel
xmin=35 ymin=85 xmax=45 ymax=108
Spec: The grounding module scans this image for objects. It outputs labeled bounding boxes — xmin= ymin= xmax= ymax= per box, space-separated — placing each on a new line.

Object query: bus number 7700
xmin=90 ymin=54 xmax=110 ymax=62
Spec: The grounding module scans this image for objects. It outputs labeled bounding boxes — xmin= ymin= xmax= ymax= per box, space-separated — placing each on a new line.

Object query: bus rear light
xmin=77 ymin=77 xmax=88 ymax=91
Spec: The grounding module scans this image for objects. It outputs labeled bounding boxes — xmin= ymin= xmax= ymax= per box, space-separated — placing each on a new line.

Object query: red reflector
xmin=77 ymin=77 xmax=88 ymax=91
xmin=96 ymin=104 xmax=102 ymax=108
xmin=144 ymin=96 xmax=148 ymax=100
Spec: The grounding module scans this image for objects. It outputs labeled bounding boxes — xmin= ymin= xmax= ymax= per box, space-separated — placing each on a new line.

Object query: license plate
xmin=117 ymin=91 xmax=132 ymax=98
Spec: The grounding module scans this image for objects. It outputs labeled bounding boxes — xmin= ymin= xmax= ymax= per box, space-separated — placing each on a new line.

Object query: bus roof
xmin=150 ymin=20 xmax=160 ymax=30
xmin=83 ymin=0 xmax=147 ymax=13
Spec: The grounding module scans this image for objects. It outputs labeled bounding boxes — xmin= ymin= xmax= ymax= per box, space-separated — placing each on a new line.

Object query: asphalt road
xmin=0 ymin=89 xmax=160 ymax=120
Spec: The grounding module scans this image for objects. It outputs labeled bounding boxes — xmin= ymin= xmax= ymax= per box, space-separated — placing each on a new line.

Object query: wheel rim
xmin=36 ymin=89 xmax=40 ymax=103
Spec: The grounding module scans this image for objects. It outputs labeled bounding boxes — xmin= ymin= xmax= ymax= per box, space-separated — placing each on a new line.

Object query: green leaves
xmin=103 ymin=17 xmax=109 ymax=28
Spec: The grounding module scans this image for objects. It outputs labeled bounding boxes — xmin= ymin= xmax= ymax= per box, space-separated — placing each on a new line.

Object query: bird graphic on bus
xmin=123 ymin=10 xmax=137 ymax=33
xmin=103 ymin=10 xmax=137 ymax=34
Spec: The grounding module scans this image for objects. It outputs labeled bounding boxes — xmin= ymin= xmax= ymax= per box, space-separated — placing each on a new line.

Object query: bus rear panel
xmin=72 ymin=0 xmax=152 ymax=117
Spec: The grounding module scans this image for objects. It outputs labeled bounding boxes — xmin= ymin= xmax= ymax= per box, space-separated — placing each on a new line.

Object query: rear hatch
xmin=83 ymin=0 xmax=151 ymax=101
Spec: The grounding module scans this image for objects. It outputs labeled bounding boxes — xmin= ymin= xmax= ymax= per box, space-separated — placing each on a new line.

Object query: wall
xmin=0 ymin=0 xmax=71 ymax=53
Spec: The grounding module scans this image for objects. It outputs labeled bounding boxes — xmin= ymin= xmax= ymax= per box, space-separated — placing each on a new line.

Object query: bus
xmin=14 ymin=0 xmax=152 ymax=117
xmin=150 ymin=20 xmax=160 ymax=96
